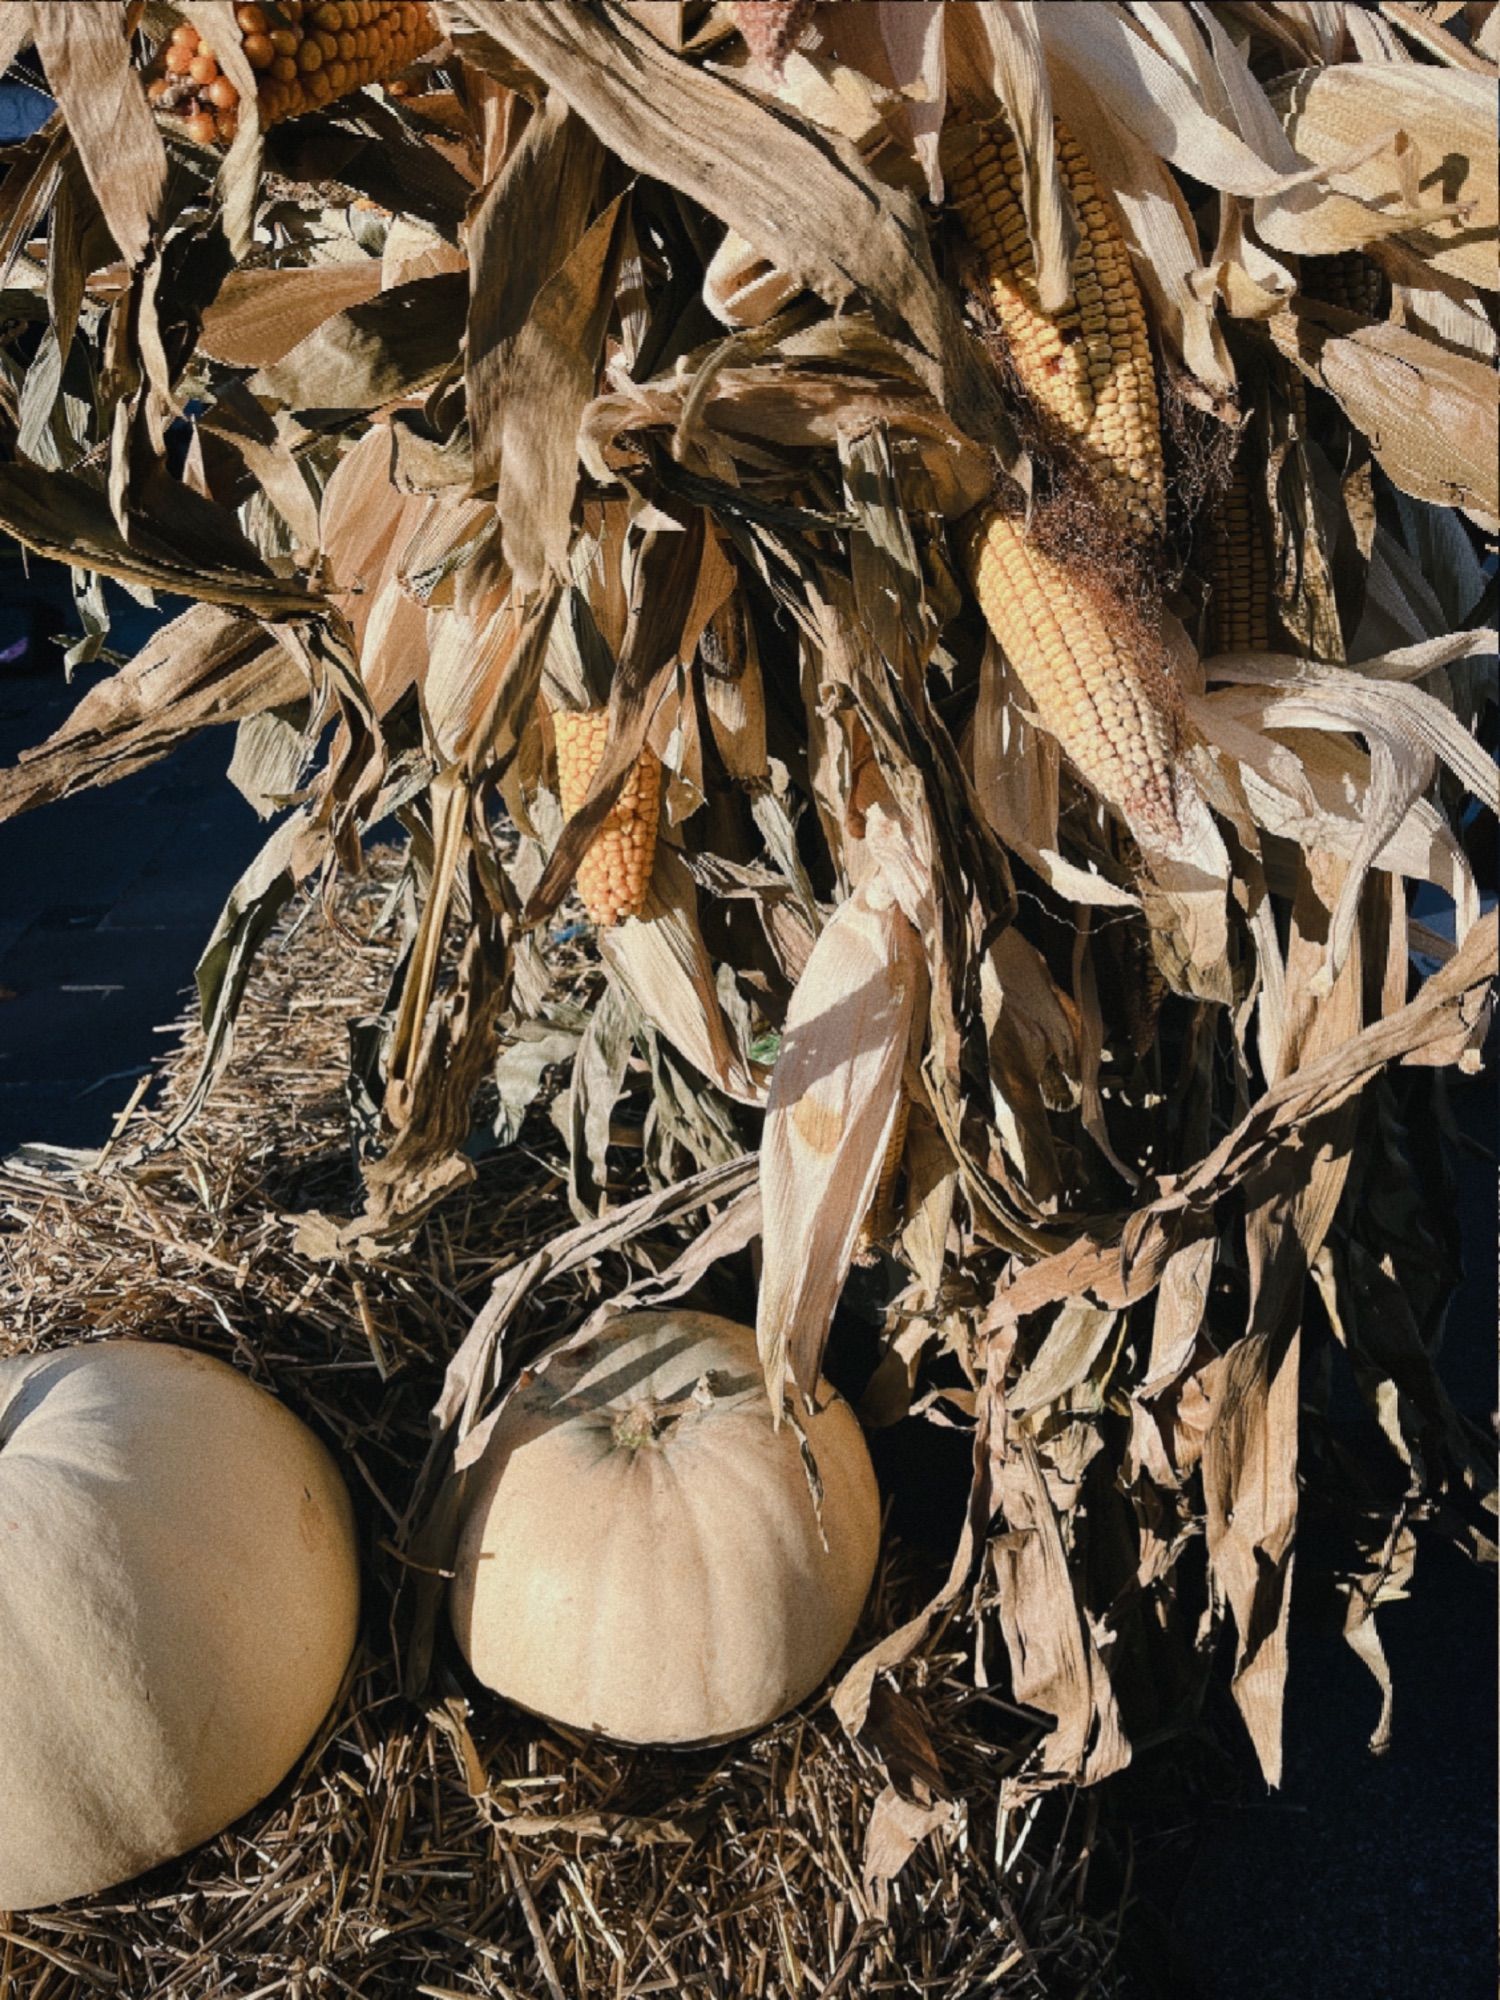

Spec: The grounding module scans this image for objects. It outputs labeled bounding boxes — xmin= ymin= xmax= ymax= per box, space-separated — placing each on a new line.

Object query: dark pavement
xmin=0 ymin=570 xmax=265 ymax=1157
xmin=1168 ymin=1069 xmax=1497 ymax=2000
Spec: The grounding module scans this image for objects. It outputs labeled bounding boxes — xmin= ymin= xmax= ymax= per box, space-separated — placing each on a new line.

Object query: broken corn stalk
xmin=150 ymin=1 xmax=438 ymax=144
xmin=553 ymin=708 xmax=663 ymax=929
xmin=967 ymin=509 xmax=1185 ymax=846
xmin=948 ymin=121 xmax=1165 ymax=543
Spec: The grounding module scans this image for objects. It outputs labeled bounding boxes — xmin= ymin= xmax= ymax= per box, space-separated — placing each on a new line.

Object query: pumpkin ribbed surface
xmin=449 ymin=1311 xmax=881 ymax=1746
xmin=0 ymin=1341 xmax=359 ymax=1913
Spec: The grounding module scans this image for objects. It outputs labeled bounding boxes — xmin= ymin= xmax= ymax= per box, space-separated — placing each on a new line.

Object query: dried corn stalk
xmin=0 ymin=0 xmax=1493 ymax=1888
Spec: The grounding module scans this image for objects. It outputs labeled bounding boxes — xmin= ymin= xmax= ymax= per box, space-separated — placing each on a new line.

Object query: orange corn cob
xmin=948 ymin=122 xmax=1165 ymax=543
xmin=150 ymin=2 xmax=438 ymax=143
xmin=553 ymin=708 xmax=663 ymax=928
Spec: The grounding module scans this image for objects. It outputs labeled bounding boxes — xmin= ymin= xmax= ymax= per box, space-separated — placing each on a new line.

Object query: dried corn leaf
xmin=1277 ymin=61 xmax=1499 ymax=290
xmin=464 ymin=89 xmax=604 ymax=503
xmin=0 ymin=460 xmax=314 ymax=613
xmin=988 ymin=1425 xmax=1130 ymax=1792
xmin=200 ymin=263 xmax=388 ymax=370
xmin=422 ymin=592 xmax=529 ymax=768
xmin=1040 ymin=0 xmax=1445 ymax=254
xmin=1267 ymin=311 xmax=1499 ymax=529
xmin=494 ymin=190 xmax=628 ymax=594
xmin=829 ymin=0 xmax=949 ymax=204
xmin=252 ymin=273 xmax=469 ymax=423
xmin=443 ymin=0 xmax=1022 ymax=465
xmin=1208 ymin=853 xmax=1366 ymax=1783
xmin=0 ymin=605 xmax=300 ymax=819
xmin=154 ymin=808 xmax=327 ymax=1144
xmin=1203 ymin=634 xmax=1497 ymax=975
xmin=29 ymin=3 xmax=166 ymax=271
xmin=600 ymin=846 xmax=763 ymax=1105
xmin=1010 ymin=1300 xmax=1118 ymax=1417
xmin=180 ymin=1 xmax=265 ymax=260
xmin=757 ymin=878 xmax=926 ymax=1418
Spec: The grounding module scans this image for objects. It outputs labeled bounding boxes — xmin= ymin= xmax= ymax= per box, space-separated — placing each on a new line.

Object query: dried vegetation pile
xmin=0 ymin=0 xmax=1496 ymax=1991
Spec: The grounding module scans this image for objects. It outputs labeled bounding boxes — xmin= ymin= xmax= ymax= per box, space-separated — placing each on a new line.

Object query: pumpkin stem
xmin=611 ymin=1375 xmax=727 ymax=1450
xmin=611 ymin=1397 xmax=672 ymax=1451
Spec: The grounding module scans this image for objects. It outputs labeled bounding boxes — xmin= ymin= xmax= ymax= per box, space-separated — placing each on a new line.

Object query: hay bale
xmin=0 ymin=853 xmax=1114 ymax=1998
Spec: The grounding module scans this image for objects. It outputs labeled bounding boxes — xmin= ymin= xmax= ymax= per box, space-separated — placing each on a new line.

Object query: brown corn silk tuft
xmin=553 ymin=706 xmax=664 ymax=927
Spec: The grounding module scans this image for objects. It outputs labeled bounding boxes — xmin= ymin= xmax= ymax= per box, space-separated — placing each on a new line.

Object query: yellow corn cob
xmin=553 ymin=707 xmax=663 ymax=928
xmin=967 ymin=509 xmax=1185 ymax=844
xmin=948 ymin=122 xmax=1165 ymax=543
xmin=150 ymin=2 xmax=438 ymax=144
xmin=1210 ymin=466 xmax=1273 ymax=654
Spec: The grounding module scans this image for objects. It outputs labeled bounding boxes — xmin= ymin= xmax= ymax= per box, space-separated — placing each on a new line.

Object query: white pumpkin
xmin=449 ymin=1310 xmax=880 ymax=1745
xmin=0 ymin=1340 xmax=359 ymax=1913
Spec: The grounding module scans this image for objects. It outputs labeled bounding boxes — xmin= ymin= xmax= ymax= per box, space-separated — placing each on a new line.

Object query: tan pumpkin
xmin=449 ymin=1310 xmax=880 ymax=1745
xmin=0 ymin=1340 xmax=359 ymax=1913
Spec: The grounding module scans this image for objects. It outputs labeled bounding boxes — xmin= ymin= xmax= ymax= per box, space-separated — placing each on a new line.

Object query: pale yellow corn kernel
xmin=968 ymin=509 xmax=1185 ymax=843
xmin=553 ymin=706 xmax=663 ymax=927
xmin=949 ymin=122 xmax=1165 ymax=543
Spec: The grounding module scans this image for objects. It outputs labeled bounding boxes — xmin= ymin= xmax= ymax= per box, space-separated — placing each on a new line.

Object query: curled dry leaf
xmin=1276 ymin=62 xmax=1499 ymax=291
xmin=29 ymin=3 xmax=166 ymax=270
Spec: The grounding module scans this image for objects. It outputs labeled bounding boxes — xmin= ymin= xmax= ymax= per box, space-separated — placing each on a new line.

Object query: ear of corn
xmin=553 ymin=707 xmax=663 ymax=928
xmin=1210 ymin=466 xmax=1273 ymax=654
xmin=967 ymin=509 xmax=1185 ymax=845
xmin=858 ymin=1093 xmax=910 ymax=1248
xmin=149 ymin=2 xmax=439 ymax=143
xmin=948 ymin=122 xmax=1165 ymax=543
xmin=1303 ymin=249 xmax=1390 ymax=321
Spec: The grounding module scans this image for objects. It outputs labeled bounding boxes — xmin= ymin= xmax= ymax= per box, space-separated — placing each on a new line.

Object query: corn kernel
xmin=553 ymin=708 xmax=664 ymax=927
xmin=968 ymin=510 xmax=1185 ymax=843
xmin=949 ymin=122 xmax=1166 ymax=544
